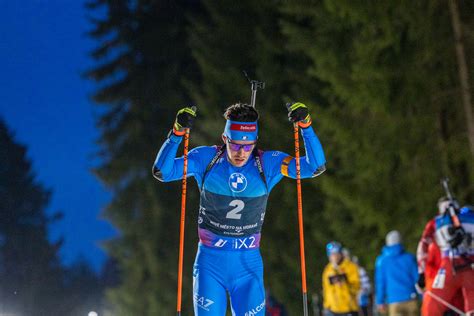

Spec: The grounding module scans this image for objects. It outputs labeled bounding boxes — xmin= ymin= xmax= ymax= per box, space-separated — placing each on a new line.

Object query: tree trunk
xmin=448 ymin=0 xmax=474 ymax=156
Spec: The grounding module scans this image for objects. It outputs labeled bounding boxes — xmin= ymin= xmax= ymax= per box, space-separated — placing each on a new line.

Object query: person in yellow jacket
xmin=322 ymin=241 xmax=361 ymax=316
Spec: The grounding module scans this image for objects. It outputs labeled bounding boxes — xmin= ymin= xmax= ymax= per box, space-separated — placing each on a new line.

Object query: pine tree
xmin=280 ymin=0 xmax=474 ymax=270
xmin=0 ymin=119 xmax=64 ymax=315
xmin=86 ymin=0 xmax=202 ymax=314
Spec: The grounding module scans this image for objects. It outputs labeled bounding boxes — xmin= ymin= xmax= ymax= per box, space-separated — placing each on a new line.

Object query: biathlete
xmin=417 ymin=197 xmax=474 ymax=316
xmin=153 ymin=102 xmax=326 ymax=315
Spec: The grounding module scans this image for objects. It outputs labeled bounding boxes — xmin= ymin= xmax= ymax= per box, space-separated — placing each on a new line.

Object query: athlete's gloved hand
xmin=286 ymin=102 xmax=312 ymax=128
xmin=416 ymin=273 xmax=425 ymax=292
xmin=447 ymin=225 xmax=466 ymax=248
xmin=173 ymin=106 xmax=197 ymax=136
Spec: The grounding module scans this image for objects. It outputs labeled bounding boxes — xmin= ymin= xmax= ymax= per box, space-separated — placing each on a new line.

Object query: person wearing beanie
xmin=375 ymin=230 xmax=419 ymax=316
xmin=153 ymin=103 xmax=326 ymax=315
xmin=322 ymin=241 xmax=360 ymax=316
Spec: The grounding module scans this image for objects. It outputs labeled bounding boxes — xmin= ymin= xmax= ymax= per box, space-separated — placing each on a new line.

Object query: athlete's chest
xmin=203 ymin=157 xmax=266 ymax=197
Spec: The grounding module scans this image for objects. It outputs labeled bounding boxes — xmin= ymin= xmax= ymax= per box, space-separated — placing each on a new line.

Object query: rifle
xmin=441 ymin=177 xmax=462 ymax=227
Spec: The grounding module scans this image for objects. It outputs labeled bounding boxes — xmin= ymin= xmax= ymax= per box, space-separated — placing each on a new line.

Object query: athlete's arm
xmin=277 ymin=126 xmax=326 ymax=179
xmin=261 ymin=125 xmax=326 ymax=190
xmin=152 ymin=133 xmax=213 ymax=182
xmin=283 ymin=102 xmax=326 ymax=178
xmin=152 ymin=106 xmax=210 ymax=182
xmin=152 ymin=133 xmax=194 ymax=182
xmin=416 ymin=219 xmax=435 ymax=274
xmin=299 ymin=125 xmax=326 ymax=176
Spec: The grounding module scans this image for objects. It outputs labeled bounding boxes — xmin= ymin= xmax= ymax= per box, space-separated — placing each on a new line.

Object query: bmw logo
xmin=229 ymin=173 xmax=247 ymax=193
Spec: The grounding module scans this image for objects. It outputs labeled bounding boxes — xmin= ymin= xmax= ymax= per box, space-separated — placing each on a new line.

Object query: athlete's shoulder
xmin=459 ymin=206 xmax=474 ymax=223
xmin=189 ymin=145 xmax=222 ymax=164
xmin=259 ymin=150 xmax=291 ymax=177
xmin=190 ymin=145 xmax=220 ymax=154
xmin=261 ymin=150 xmax=289 ymax=161
xmin=424 ymin=218 xmax=436 ymax=230
xmin=434 ymin=213 xmax=451 ymax=227
xmin=460 ymin=205 xmax=474 ymax=215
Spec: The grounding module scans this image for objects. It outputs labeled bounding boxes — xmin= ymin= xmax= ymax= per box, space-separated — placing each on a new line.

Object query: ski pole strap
xmin=252 ymin=147 xmax=267 ymax=189
xmin=201 ymin=145 xmax=226 ymax=190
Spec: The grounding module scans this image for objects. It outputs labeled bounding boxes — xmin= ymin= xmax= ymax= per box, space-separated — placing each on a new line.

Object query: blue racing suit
xmin=153 ymin=126 xmax=326 ymax=315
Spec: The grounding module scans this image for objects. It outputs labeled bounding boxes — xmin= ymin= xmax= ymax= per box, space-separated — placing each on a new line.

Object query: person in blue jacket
xmin=153 ymin=102 xmax=326 ymax=315
xmin=375 ymin=230 xmax=419 ymax=316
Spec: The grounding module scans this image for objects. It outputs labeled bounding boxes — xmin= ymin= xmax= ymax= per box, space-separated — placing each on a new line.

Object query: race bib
xmin=432 ymin=268 xmax=446 ymax=289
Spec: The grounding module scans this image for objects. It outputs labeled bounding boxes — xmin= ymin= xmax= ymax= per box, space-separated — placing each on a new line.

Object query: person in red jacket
xmin=417 ymin=198 xmax=473 ymax=316
xmin=417 ymin=218 xmax=440 ymax=289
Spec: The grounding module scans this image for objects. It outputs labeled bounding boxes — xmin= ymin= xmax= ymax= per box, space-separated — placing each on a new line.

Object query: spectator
xmin=342 ymin=248 xmax=372 ymax=316
xmin=323 ymin=241 xmax=360 ymax=316
xmin=375 ymin=230 xmax=418 ymax=316
xmin=353 ymin=256 xmax=372 ymax=316
xmin=265 ymin=290 xmax=287 ymax=316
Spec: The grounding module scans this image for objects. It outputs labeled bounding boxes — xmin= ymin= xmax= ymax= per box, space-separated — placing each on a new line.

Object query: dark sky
xmin=0 ymin=1 xmax=116 ymax=272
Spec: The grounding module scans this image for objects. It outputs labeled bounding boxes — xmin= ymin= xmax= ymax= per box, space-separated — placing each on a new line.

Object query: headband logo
xmin=230 ymin=124 xmax=257 ymax=132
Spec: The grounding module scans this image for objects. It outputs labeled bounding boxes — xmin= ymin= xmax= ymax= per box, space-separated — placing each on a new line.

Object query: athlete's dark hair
xmin=223 ymin=103 xmax=259 ymax=122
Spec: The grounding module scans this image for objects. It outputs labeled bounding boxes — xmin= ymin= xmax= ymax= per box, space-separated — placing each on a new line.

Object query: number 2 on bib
xmin=226 ymin=200 xmax=245 ymax=219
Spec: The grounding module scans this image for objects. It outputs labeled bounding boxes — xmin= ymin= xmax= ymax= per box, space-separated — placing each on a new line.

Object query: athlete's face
xmin=222 ymin=135 xmax=256 ymax=167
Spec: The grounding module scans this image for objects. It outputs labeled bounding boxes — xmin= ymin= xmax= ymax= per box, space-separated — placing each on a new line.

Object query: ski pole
xmin=177 ymin=127 xmax=190 ymax=316
xmin=426 ymin=291 xmax=466 ymax=316
xmin=293 ymin=122 xmax=309 ymax=316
